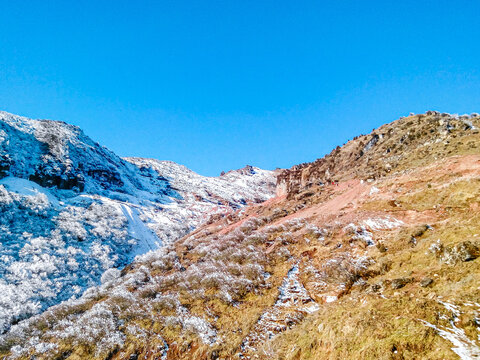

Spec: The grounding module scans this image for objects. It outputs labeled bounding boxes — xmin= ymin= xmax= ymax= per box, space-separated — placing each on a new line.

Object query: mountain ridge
xmin=0 ymin=110 xmax=276 ymax=335
xmin=1 ymin=111 xmax=480 ymax=359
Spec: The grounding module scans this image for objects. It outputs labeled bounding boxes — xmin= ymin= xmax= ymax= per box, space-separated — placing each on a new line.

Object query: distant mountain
xmin=0 ymin=111 xmax=276 ymax=334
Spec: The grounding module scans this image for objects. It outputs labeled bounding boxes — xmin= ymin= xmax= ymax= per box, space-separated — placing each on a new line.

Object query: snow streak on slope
xmin=420 ymin=302 xmax=480 ymax=360
xmin=120 ymin=204 xmax=160 ymax=256
xmin=241 ymin=264 xmax=319 ymax=356
xmin=0 ymin=111 xmax=276 ymax=334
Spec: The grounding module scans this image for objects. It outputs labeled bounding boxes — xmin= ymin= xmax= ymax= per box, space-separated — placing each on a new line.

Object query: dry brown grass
xmin=3 ymin=112 xmax=480 ymax=359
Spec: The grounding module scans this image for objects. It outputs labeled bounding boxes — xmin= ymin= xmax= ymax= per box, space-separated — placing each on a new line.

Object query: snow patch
xmin=362 ymin=217 xmax=403 ymax=231
xmin=420 ymin=302 xmax=480 ymax=360
xmin=120 ymin=204 xmax=161 ymax=257
xmin=0 ymin=177 xmax=60 ymax=208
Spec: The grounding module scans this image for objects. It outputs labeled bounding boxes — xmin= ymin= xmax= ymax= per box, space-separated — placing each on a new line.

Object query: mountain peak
xmin=221 ymin=164 xmax=257 ymax=176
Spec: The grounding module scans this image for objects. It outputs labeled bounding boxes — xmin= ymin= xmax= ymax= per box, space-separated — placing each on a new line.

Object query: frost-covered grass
xmin=0 ymin=182 xmax=133 ymax=334
xmin=0 ymin=174 xmax=275 ymax=341
xmin=1 ymin=111 xmax=479 ymax=359
xmin=0 ymin=111 xmax=276 ymax=341
xmin=0 ymin=211 xmax=333 ymax=358
xmin=0 ymin=216 xmax=274 ymax=358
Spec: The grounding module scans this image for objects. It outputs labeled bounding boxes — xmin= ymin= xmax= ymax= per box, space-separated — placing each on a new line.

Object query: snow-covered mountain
xmin=125 ymin=158 xmax=275 ymax=239
xmin=0 ymin=111 xmax=276 ymax=334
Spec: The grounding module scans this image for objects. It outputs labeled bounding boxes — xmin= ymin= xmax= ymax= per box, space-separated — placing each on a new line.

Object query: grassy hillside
xmin=2 ymin=112 xmax=479 ymax=359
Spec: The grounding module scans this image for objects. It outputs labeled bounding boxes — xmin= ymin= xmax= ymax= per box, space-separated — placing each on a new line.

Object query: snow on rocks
xmin=345 ymin=216 xmax=403 ymax=246
xmin=362 ymin=217 xmax=403 ymax=231
xmin=349 ymin=225 xmax=375 ymax=246
xmin=240 ymin=263 xmax=319 ymax=356
xmin=275 ymin=265 xmax=320 ymax=313
xmin=325 ymin=295 xmax=338 ymax=303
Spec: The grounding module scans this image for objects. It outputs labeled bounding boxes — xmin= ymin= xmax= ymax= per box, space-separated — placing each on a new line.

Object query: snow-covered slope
xmin=125 ymin=158 xmax=275 ymax=241
xmin=0 ymin=111 xmax=276 ymax=333
xmin=0 ymin=111 xmax=175 ymax=198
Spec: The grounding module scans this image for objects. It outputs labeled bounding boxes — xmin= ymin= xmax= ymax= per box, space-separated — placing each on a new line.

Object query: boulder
xmin=391 ymin=277 xmax=413 ymax=289
xmin=440 ymin=241 xmax=479 ymax=265
xmin=420 ymin=278 xmax=433 ymax=287
xmin=453 ymin=241 xmax=480 ymax=262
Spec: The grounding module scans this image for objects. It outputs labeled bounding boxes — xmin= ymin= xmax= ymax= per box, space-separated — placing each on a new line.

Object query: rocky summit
xmin=1 ymin=111 xmax=480 ymax=360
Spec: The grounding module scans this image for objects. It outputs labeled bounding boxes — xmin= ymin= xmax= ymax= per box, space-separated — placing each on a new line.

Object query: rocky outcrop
xmin=29 ymin=171 xmax=85 ymax=191
xmin=0 ymin=155 xmax=11 ymax=179
xmin=0 ymin=111 xmax=151 ymax=195
xmin=277 ymin=112 xmax=480 ymax=198
xmin=434 ymin=240 xmax=480 ymax=265
xmin=87 ymin=169 xmax=124 ymax=189
xmin=391 ymin=277 xmax=413 ymax=289
xmin=221 ymin=164 xmax=257 ymax=176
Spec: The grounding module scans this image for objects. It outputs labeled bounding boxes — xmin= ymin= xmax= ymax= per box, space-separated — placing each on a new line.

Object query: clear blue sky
xmin=1 ymin=1 xmax=479 ymax=176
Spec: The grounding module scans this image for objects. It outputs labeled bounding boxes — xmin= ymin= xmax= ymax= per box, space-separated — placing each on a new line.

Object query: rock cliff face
xmin=1 ymin=111 xmax=480 ymax=360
